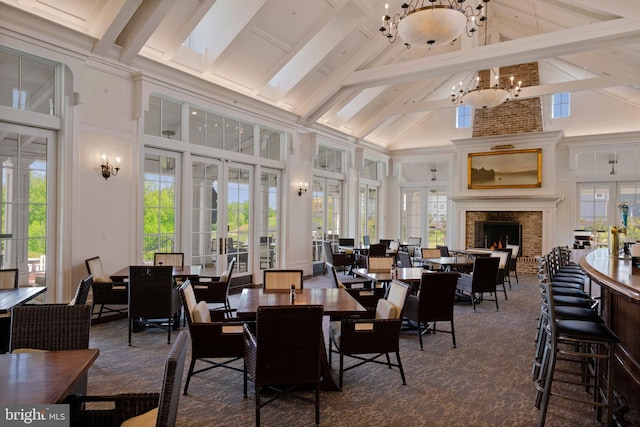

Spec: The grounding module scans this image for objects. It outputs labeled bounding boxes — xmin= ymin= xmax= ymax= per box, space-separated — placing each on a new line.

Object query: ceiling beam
xmin=343 ymin=18 xmax=640 ymax=89
xmin=93 ymin=0 xmax=144 ymax=56
xmin=119 ymin=0 xmax=174 ymax=65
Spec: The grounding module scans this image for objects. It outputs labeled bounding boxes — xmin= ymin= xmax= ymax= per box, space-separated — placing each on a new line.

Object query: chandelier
xmin=451 ymin=69 xmax=522 ymax=109
xmin=380 ymin=0 xmax=488 ymax=48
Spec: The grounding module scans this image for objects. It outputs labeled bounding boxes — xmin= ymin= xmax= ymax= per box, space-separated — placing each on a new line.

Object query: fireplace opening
xmin=474 ymin=222 xmax=522 ymax=249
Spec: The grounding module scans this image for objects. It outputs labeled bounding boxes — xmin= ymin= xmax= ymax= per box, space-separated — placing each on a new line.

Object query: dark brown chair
xmin=193 ymin=257 xmax=236 ymax=317
xmin=326 ymin=262 xmax=371 ymax=289
xmin=128 ymin=266 xmax=181 ymax=345
xmin=506 ymin=244 xmax=520 ymax=284
xmin=437 ymin=245 xmax=450 ymax=257
xmin=10 ymin=304 xmax=92 ymax=395
xmin=403 ymin=272 xmax=459 ymax=350
xmin=70 ymin=274 xmax=93 ymax=306
xmin=243 ymin=305 xmax=324 ymax=427
xmin=323 ymin=241 xmax=354 ymax=274
xmin=263 ymin=269 xmax=303 ymax=289
xmin=397 ymin=251 xmax=413 ymax=268
xmin=492 ymin=248 xmax=512 ymax=299
xmin=329 ymin=280 xmax=409 ymax=388
xmin=179 ymin=280 xmax=245 ymax=395
xmin=85 ymin=256 xmax=128 ymax=319
xmin=72 ymin=331 xmax=188 ymax=427
xmin=456 ymin=256 xmax=500 ymax=312
xmin=368 ymin=243 xmax=388 ymax=257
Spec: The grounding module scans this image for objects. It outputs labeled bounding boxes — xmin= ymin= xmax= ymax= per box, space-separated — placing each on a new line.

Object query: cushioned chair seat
xmin=120 ymin=408 xmax=158 ymax=427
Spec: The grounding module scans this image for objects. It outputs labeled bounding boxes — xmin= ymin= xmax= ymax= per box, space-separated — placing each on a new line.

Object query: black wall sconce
xmin=297 ymin=182 xmax=308 ymax=196
xmin=100 ymin=154 xmax=121 ymax=180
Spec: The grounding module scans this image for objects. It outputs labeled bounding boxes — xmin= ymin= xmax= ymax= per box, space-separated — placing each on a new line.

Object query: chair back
xmin=506 ymin=244 xmax=520 ymax=272
xmin=154 ymin=252 xmax=185 ymax=267
xmin=0 ymin=268 xmax=19 ymax=289
xmin=156 ymin=331 xmax=188 ymax=427
xmin=471 ymin=256 xmax=500 ymax=293
xmin=10 ymin=304 xmax=91 ymax=352
xmin=397 ymin=251 xmax=412 ymax=268
xmin=407 ymin=237 xmax=421 ymax=246
xmin=179 ymin=280 xmax=198 ymax=324
xmin=420 ymin=248 xmax=441 ymax=258
xmin=85 ymin=256 xmax=106 ymax=279
xmin=437 ymin=245 xmax=450 ymax=257
xmin=263 ymin=269 xmax=303 ymax=289
xmin=251 ymin=305 xmax=323 ymax=386
xmin=491 ymin=249 xmax=511 ymax=285
xmin=388 ymin=240 xmax=400 ymax=253
xmin=323 ymin=241 xmax=335 ymax=264
xmin=368 ymin=244 xmax=387 ymax=257
xmin=128 ymin=266 xmax=179 ymax=318
xmin=367 ymin=256 xmax=393 ymax=271
xmin=338 ymin=238 xmax=355 ymax=247
xmin=326 ymin=263 xmax=343 ymax=289
xmin=224 ymin=257 xmax=236 ymax=283
xmin=70 ymin=275 xmax=93 ymax=305
xmin=385 ymin=280 xmax=409 ymax=318
xmin=379 ymin=239 xmax=393 ymax=248
xmin=416 ymin=272 xmax=459 ymax=321
xmin=363 ymin=235 xmax=370 ymax=246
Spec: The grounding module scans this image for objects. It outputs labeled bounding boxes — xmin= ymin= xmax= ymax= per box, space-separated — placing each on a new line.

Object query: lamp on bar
xmin=451 ymin=69 xmax=522 ymax=109
xmin=380 ymin=0 xmax=488 ymax=48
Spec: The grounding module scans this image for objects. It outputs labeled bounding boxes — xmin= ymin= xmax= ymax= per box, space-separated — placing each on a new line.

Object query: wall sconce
xmin=609 ymin=158 xmax=617 ymax=175
xmin=100 ymin=154 xmax=121 ymax=180
xmin=430 ymin=167 xmax=437 ymax=181
xmin=297 ymin=182 xmax=308 ymax=196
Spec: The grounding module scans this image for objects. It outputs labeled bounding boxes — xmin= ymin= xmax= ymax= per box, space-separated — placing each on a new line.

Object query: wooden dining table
xmin=419 ymin=257 xmax=474 ymax=272
xmin=236 ymin=288 xmax=366 ymax=391
xmin=353 ymin=267 xmax=425 ymax=286
xmin=0 ymin=348 xmax=99 ymax=403
xmin=109 ymin=265 xmax=202 ymax=282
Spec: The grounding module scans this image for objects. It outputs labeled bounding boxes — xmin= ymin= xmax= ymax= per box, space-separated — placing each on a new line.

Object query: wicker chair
xmin=72 ymin=331 xmax=188 ymax=427
xmin=326 ymin=262 xmax=371 ymax=289
xmin=70 ymin=274 xmax=93 ymax=306
xmin=153 ymin=252 xmax=184 ymax=267
xmin=243 ymin=305 xmax=324 ymax=427
xmin=193 ymin=258 xmax=236 ymax=317
xmin=10 ymin=304 xmax=92 ymax=395
xmin=329 ymin=280 xmax=409 ymax=388
xmin=397 ymin=251 xmax=413 ymax=268
xmin=506 ymin=244 xmax=520 ymax=284
xmin=491 ymin=249 xmax=512 ymax=299
xmin=368 ymin=243 xmax=387 ymax=257
xmin=323 ymin=241 xmax=354 ymax=274
xmin=263 ymin=269 xmax=303 ymax=289
xmin=456 ymin=256 xmax=500 ymax=312
xmin=85 ymin=256 xmax=128 ymax=319
xmin=128 ymin=266 xmax=181 ymax=346
xmin=403 ymin=272 xmax=459 ymax=350
xmin=179 ymin=280 xmax=245 ymax=395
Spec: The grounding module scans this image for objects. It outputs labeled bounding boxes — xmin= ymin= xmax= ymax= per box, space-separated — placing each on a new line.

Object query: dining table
xmin=109 ymin=265 xmax=202 ymax=282
xmin=0 ymin=286 xmax=47 ymax=353
xmin=236 ymin=288 xmax=366 ymax=391
xmin=0 ymin=348 xmax=99 ymax=403
xmin=353 ymin=267 xmax=425 ymax=287
xmin=419 ymin=257 xmax=474 ymax=272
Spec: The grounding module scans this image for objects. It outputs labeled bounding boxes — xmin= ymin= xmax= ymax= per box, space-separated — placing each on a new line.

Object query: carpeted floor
xmin=85 ymin=273 xmax=635 ymax=427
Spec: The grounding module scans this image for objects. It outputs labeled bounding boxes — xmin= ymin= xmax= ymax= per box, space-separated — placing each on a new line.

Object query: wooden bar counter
xmin=579 ymin=249 xmax=640 ymax=419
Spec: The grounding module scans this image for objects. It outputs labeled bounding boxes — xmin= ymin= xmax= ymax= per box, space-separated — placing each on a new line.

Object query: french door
xmin=191 ymin=158 xmax=252 ymax=278
xmin=0 ymin=123 xmax=54 ymax=287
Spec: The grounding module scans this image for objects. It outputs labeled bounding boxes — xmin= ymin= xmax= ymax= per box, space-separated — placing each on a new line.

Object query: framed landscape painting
xmin=468 ymin=148 xmax=542 ymax=189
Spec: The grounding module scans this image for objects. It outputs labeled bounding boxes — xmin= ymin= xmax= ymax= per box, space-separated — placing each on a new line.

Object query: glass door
xmin=0 ymin=123 xmax=54 ymax=287
xmin=191 ymin=159 xmax=252 ymax=278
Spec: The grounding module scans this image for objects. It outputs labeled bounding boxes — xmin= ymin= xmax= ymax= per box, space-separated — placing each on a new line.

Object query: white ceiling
xmin=3 ymin=0 xmax=640 ymax=150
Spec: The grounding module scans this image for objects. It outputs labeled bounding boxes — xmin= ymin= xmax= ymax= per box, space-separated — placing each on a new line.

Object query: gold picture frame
xmin=468 ymin=148 xmax=542 ymax=189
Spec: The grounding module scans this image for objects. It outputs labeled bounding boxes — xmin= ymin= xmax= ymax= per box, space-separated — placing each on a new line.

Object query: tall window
xmin=259 ymin=170 xmax=279 ymax=269
xmin=552 ymin=92 xmax=570 ymax=118
xmin=456 ymin=105 xmax=471 ymax=128
xmin=427 ymin=190 xmax=447 ymax=247
xmin=577 ymin=184 xmax=609 ymax=232
xmin=143 ymin=151 xmax=179 ymax=263
xmin=401 ymin=188 xmax=421 ymax=242
xmin=312 ymin=177 xmax=342 ymax=262
xmin=359 ymin=185 xmax=378 ymax=241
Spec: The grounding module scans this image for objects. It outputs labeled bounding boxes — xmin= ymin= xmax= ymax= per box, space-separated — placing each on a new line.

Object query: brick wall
xmin=472 ymin=62 xmax=543 ymax=137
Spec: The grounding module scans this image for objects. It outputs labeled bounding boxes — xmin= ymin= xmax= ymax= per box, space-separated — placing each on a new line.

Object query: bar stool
xmin=534 ymin=284 xmax=620 ymax=427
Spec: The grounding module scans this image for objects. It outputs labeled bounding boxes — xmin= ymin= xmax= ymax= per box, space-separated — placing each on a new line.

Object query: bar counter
xmin=579 ymin=249 xmax=639 ymax=420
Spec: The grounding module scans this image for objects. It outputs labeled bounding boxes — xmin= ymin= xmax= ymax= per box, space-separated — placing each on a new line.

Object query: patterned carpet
xmin=85 ymin=273 xmax=634 ymax=427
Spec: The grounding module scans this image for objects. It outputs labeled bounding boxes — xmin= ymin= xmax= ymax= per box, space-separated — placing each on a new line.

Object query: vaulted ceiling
xmin=3 ymin=0 xmax=640 ymax=150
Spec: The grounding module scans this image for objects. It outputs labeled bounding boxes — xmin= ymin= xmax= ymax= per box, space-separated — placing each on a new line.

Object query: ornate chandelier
xmin=380 ymin=0 xmax=488 ymax=48
xmin=451 ymin=69 xmax=522 ymax=109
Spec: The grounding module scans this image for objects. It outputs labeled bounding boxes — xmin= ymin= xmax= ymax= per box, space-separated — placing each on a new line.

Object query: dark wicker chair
xmin=437 ymin=245 xmax=450 ymax=257
xmin=179 ymin=280 xmax=245 ymax=395
xmin=243 ymin=305 xmax=324 ymax=427
xmin=72 ymin=331 xmax=188 ymax=427
xmin=323 ymin=241 xmax=354 ymax=274
xmin=193 ymin=257 xmax=236 ymax=317
xmin=403 ymin=272 xmax=459 ymax=350
xmin=153 ymin=252 xmax=184 ymax=267
xmin=506 ymin=244 xmax=520 ymax=284
xmin=329 ymin=280 xmax=409 ymax=388
xmin=263 ymin=269 xmax=303 ymax=289
xmin=368 ymin=243 xmax=387 ymax=257
xmin=492 ymin=248 xmax=512 ymax=299
xmin=85 ymin=256 xmax=128 ymax=319
xmin=128 ymin=266 xmax=181 ymax=345
xmin=397 ymin=251 xmax=413 ymax=268
xmin=456 ymin=256 xmax=500 ymax=312
xmin=10 ymin=304 xmax=92 ymax=395
xmin=326 ymin=262 xmax=371 ymax=289
xmin=70 ymin=274 xmax=93 ymax=306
